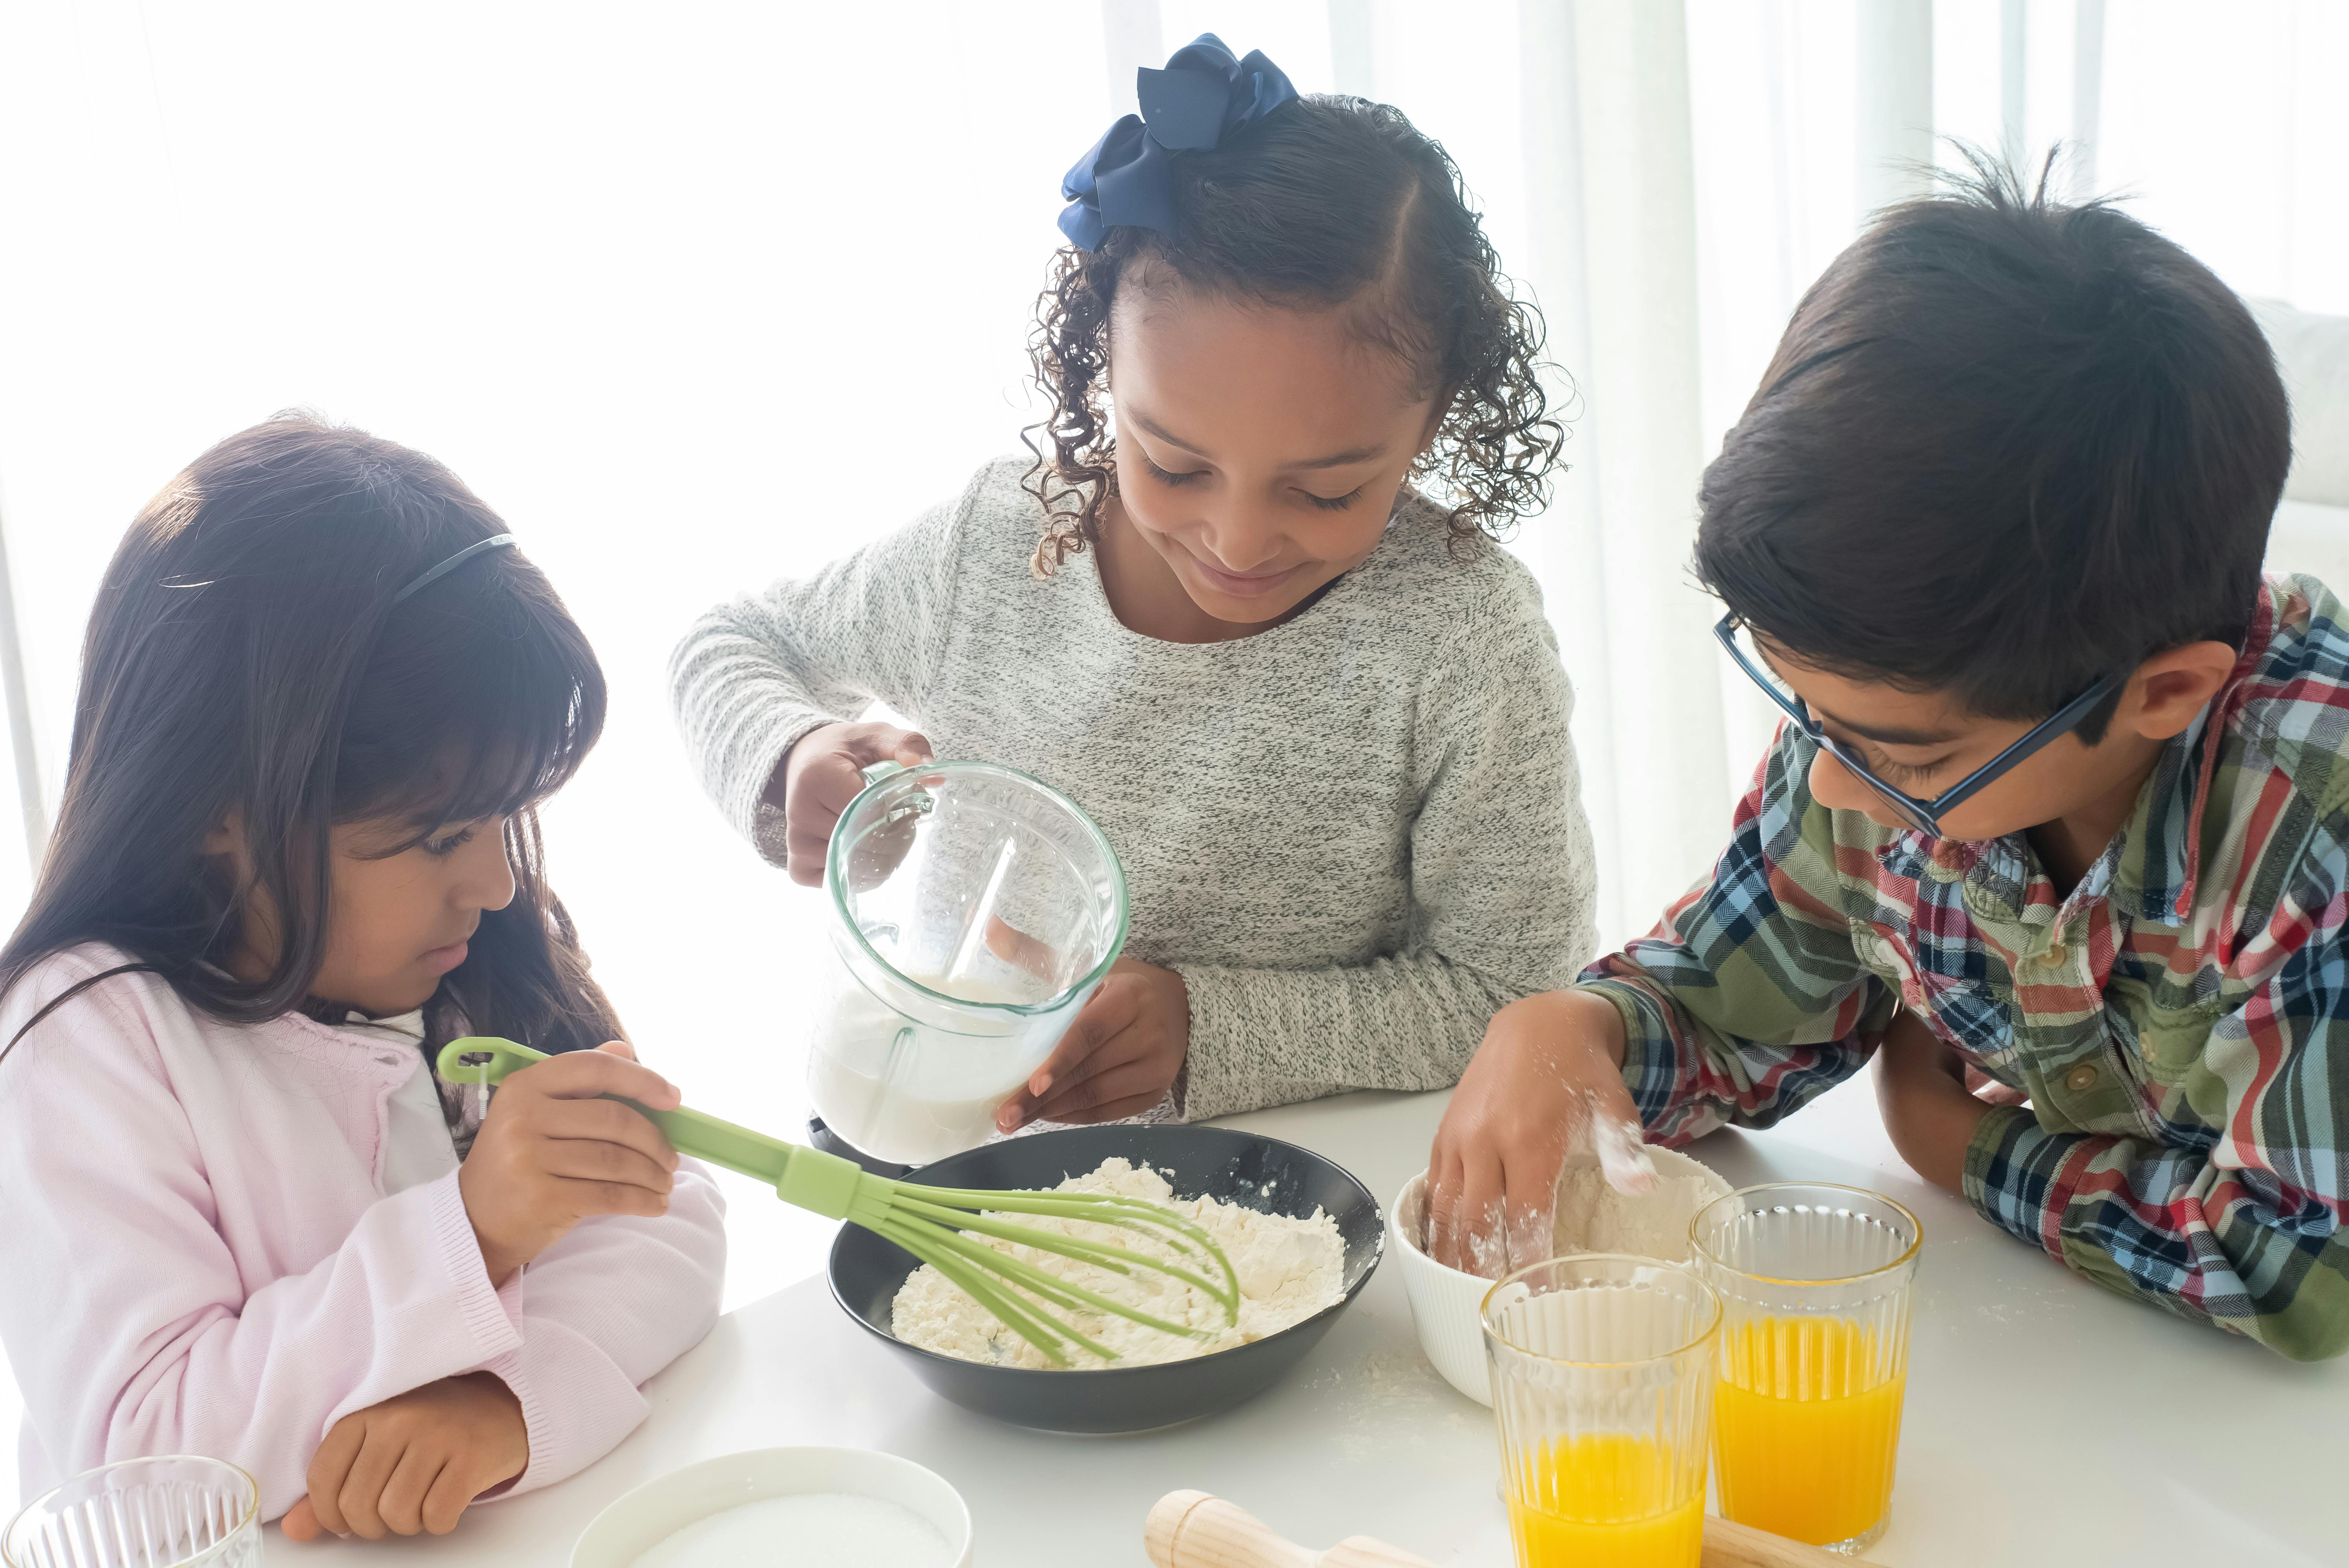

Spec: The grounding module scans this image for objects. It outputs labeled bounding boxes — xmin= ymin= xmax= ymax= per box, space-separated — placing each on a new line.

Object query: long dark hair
xmin=0 ymin=413 xmax=622 ymax=1059
xmin=1024 ymin=94 xmax=1563 ymax=574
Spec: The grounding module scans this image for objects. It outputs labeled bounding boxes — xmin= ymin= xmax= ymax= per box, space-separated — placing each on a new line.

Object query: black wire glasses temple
xmin=1713 ymin=612 xmax=2128 ymax=837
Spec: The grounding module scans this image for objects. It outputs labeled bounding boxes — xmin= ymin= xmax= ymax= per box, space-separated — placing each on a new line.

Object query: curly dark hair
xmin=1022 ymin=94 xmax=1565 ymax=577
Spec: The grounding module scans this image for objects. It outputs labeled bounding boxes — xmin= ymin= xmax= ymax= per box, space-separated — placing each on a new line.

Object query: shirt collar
xmin=2112 ymin=583 xmax=2279 ymax=925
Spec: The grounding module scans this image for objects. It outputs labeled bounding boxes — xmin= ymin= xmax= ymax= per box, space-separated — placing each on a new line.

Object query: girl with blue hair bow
xmin=674 ymin=37 xmax=1597 ymax=1169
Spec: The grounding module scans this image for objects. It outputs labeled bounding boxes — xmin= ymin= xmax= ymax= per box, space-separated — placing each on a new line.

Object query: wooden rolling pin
xmin=1143 ymin=1490 xmax=1880 ymax=1568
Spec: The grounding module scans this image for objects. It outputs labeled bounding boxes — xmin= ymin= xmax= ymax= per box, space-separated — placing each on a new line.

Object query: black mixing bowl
xmin=828 ymin=1124 xmax=1383 ymax=1433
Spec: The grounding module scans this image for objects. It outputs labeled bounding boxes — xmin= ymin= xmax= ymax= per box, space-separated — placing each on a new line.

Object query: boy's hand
xmin=279 ymin=1373 xmax=528 ymax=1542
xmin=771 ymin=721 xmax=933 ymax=886
xmin=1426 ymin=990 xmax=1651 ymax=1278
xmin=458 ymin=1041 xmax=681 ymax=1288
xmin=1873 ymin=1009 xmax=1996 ymax=1194
xmin=996 ymin=959 xmax=1188 ymax=1130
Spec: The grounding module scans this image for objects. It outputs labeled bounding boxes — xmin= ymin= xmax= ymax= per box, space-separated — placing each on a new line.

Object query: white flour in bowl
xmin=889 ymin=1157 xmax=1345 ymax=1369
xmin=1550 ymin=1154 xmax=1727 ymax=1262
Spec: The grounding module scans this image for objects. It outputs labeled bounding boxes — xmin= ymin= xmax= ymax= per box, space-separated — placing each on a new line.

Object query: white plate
xmin=570 ymin=1446 xmax=973 ymax=1568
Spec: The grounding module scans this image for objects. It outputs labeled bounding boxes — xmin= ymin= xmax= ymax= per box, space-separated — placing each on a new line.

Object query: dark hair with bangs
xmin=0 ymin=413 xmax=621 ymax=1059
xmin=1694 ymin=149 xmax=2290 ymax=743
xmin=1024 ymin=93 xmax=1563 ymax=573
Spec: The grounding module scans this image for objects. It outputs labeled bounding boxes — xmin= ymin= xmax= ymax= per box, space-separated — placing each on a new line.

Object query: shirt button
xmin=2037 ymin=942 xmax=2068 ymax=968
xmin=2064 ymin=1063 xmax=2099 ymax=1092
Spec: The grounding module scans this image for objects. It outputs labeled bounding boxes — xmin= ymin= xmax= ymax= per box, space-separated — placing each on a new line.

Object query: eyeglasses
xmin=1714 ymin=612 xmax=2126 ymax=836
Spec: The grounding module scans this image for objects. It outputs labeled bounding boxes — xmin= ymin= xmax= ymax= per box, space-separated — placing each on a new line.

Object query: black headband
xmin=392 ymin=535 xmax=516 ymax=604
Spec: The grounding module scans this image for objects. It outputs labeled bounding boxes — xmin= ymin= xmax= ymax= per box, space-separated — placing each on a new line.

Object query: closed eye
xmin=1137 ymin=449 xmax=1206 ymax=488
xmin=1871 ymin=754 xmax=1951 ymax=787
xmin=1299 ymin=484 xmax=1367 ymax=512
xmin=421 ymin=825 xmax=478 ymax=858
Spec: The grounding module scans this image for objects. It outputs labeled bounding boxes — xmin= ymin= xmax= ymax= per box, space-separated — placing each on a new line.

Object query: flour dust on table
xmin=629 ymin=1494 xmax=951 ymax=1568
xmin=890 ymin=1158 xmax=1345 ymax=1368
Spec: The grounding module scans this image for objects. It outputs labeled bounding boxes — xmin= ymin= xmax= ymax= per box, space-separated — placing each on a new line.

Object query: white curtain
xmin=0 ymin=0 xmax=2343 ymax=1502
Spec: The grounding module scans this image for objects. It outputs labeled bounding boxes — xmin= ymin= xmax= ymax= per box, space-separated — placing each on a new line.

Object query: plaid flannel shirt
xmin=1582 ymin=576 xmax=2349 ymax=1360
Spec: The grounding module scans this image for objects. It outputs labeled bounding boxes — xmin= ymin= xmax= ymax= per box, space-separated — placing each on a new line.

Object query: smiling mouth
xmin=1186 ymin=553 xmax=1303 ymax=596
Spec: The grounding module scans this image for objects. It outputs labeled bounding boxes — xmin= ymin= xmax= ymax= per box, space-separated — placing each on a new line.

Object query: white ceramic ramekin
xmin=1387 ymin=1148 xmax=1733 ymax=1406
xmin=570 ymin=1446 xmax=973 ymax=1568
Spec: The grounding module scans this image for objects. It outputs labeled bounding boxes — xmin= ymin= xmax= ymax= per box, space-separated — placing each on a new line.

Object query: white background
xmin=1 ymin=0 xmax=2342 ymax=1516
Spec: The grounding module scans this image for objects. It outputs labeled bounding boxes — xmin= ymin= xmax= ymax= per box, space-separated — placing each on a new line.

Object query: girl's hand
xmin=996 ymin=959 xmax=1189 ymax=1130
xmin=772 ymin=721 xmax=933 ymax=887
xmin=1425 ymin=990 xmax=1650 ymax=1278
xmin=279 ymin=1372 xmax=528 ymax=1541
xmin=457 ymin=1041 xmax=681 ymax=1287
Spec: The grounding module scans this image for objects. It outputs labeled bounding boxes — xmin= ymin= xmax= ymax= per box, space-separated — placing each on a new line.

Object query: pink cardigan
xmin=0 ymin=946 xmax=726 ymax=1518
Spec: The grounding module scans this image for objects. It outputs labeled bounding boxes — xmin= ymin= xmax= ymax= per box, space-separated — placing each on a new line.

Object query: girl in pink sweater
xmin=0 ymin=416 xmax=725 ymax=1539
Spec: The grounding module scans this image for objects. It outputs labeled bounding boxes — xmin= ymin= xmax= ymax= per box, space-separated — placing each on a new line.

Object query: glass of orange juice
xmin=1689 ymin=1183 xmax=1921 ymax=1556
xmin=1481 ymin=1254 xmax=1722 ymax=1568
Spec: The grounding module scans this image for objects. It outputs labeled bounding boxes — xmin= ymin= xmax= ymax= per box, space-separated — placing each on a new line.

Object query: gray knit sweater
xmin=669 ymin=457 xmax=1598 ymax=1122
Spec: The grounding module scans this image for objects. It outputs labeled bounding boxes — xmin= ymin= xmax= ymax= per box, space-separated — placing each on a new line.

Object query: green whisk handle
xmin=434 ymin=1036 xmax=868 ymax=1219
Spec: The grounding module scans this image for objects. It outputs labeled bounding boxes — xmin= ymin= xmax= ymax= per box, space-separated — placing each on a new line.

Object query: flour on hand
xmin=889 ymin=1157 xmax=1346 ymax=1369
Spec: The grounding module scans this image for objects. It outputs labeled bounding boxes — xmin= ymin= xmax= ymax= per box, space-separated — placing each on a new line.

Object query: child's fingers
xmin=301 ymin=1414 xmax=367 ymax=1538
xmin=1501 ymin=1187 xmax=1555 ymax=1274
xmin=1023 ymin=1018 xmax=1142 ymax=1115
xmin=995 ymin=995 xmax=1128 ymax=1130
xmin=1030 ymin=1053 xmax=1167 ymax=1123
xmin=552 ymin=1175 xmax=673 ymax=1219
xmin=542 ymin=1098 xmax=681 ymax=1174
xmin=376 ymin=1443 xmax=447 ymax=1537
xmin=1426 ymin=1161 xmax=1468 ymax=1271
xmin=279 ymin=1497 xmax=324 ymax=1543
xmin=982 ymin=915 xmax=1060 ymax=980
xmin=421 ymin=1460 xmax=483 ymax=1536
xmin=540 ymin=1135 xmax=677 ymax=1196
xmin=333 ymin=1427 xmax=405 ymax=1540
xmin=1041 ymin=1086 xmax=1169 ymax=1126
xmin=522 ymin=1049 xmax=681 ymax=1112
xmin=1462 ymin=1160 xmax=1513 ymax=1278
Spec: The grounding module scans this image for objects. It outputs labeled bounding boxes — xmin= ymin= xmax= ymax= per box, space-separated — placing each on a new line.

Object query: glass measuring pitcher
xmin=805 ymin=759 xmax=1129 ymax=1165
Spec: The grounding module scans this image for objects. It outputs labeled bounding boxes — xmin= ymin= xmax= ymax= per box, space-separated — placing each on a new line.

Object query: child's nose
xmin=1807 ymin=746 xmax=1870 ymax=813
xmin=1197 ymin=506 xmax=1284 ymax=573
xmin=460 ymin=832 xmax=518 ymax=912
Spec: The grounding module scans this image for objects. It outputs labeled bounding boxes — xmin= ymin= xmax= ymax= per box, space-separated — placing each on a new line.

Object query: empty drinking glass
xmin=1481 ymin=1254 xmax=1722 ymax=1568
xmin=1689 ymin=1182 xmax=1921 ymax=1555
xmin=4 ymin=1456 xmax=259 ymax=1568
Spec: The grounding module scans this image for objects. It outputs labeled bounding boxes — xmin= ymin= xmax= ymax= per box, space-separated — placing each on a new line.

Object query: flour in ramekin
xmin=888 ymin=1157 xmax=1345 ymax=1369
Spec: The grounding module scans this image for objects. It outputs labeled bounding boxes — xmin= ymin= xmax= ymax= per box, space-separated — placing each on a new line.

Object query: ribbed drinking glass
xmin=4 ymin=1456 xmax=259 ymax=1568
xmin=1481 ymin=1254 xmax=1721 ymax=1568
xmin=1689 ymin=1183 xmax=1921 ymax=1556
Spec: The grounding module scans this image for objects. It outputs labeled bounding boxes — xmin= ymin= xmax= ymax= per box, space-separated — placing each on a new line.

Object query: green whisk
xmin=437 ymin=1037 xmax=1240 ymax=1367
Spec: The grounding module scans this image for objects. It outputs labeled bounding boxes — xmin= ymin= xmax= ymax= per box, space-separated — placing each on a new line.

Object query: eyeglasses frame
xmin=1713 ymin=611 xmax=2128 ymax=836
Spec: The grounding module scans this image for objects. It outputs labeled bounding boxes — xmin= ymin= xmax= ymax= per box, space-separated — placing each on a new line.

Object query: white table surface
xmin=294 ymin=1076 xmax=2349 ymax=1566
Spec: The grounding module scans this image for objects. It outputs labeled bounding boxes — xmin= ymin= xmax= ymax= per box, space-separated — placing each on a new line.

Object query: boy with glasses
xmin=1424 ymin=159 xmax=2347 ymax=1360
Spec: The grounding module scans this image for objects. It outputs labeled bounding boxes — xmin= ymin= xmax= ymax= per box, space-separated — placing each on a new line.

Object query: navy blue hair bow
xmin=1057 ymin=33 xmax=1299 ymax=250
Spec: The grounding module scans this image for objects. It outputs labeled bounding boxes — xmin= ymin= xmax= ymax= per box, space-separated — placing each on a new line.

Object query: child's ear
xmin=2123 ymin=641 xmax=2239 ymax=741
xmin=201 ymin=809 xmax=248 ymax=862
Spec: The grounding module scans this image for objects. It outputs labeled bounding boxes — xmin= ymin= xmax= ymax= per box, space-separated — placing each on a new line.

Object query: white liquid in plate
xmin=630 ymin=1493 xmax=952 ymax=1568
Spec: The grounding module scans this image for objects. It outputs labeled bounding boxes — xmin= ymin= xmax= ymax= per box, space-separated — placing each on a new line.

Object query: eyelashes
xmin=1135 ymin=449 xmax=1366 ymax=511
xmin=1137 ymin=450 xmax=1205 ymax=488
xmin=421 ymin=825 xmax=478 ymax=858
xmin=1871 ymin=757 xmax=1946 ymax=786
